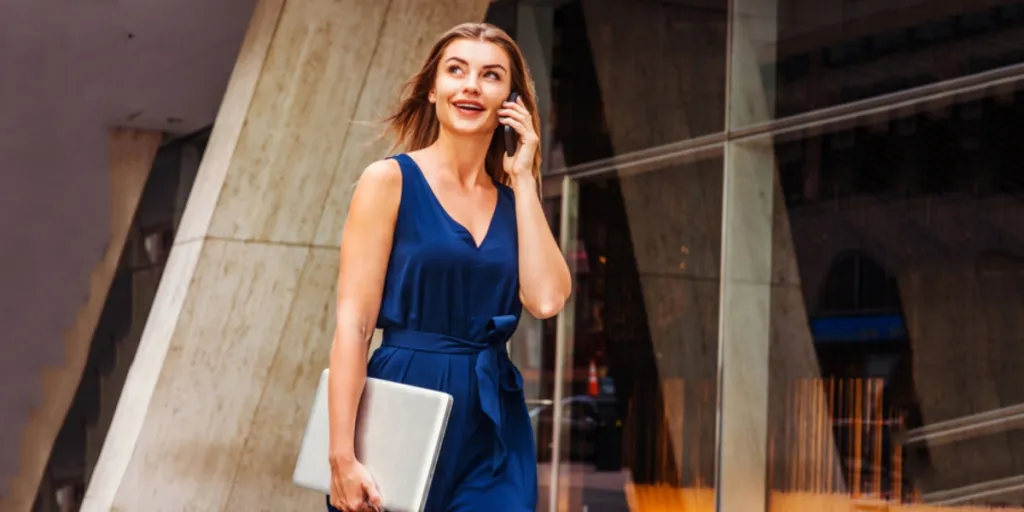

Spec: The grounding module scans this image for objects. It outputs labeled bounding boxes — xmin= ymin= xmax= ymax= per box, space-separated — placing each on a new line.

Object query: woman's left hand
xmin=499 ymin=95 xmax=539 ymax=179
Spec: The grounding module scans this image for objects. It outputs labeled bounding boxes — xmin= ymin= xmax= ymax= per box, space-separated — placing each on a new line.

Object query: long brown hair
xmin=384 ymin=22 xmax=541 ymax=185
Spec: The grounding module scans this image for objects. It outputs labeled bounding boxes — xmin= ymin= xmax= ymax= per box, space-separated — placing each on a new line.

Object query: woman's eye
xmin=484 ymin=71 xmax=500 ymax=80
xmin=448 ymin=65 xmax=463 ymax=75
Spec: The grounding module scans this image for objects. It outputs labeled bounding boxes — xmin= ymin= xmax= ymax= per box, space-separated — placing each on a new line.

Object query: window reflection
xmin=549 ymin=0 xmax=727 ymax=170
xmin=765 ymin=80 xmax=1024 ymax=510
xmin=532 ymin=1 xmax=728 ymax=509
xmin=755 ymin=0 xmax=1024 ymax=124
xmin=550 ymin=151 xmax=723 ymax=511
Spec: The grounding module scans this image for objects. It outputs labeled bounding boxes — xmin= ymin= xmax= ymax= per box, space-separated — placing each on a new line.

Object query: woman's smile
xmin=451 ymin=99 xmax=486 ymax=118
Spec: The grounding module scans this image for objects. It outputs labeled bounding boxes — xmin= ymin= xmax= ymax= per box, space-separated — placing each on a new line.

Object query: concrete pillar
xmin=726 ymin=0 xmax=847 ymax=501
xmin=80 ymin=1 xmax=489 ymax=510
xmin=578 ymin=0 xmax=839 ymax=501
xmin=0 ymin=128 xmax=160 ymax=512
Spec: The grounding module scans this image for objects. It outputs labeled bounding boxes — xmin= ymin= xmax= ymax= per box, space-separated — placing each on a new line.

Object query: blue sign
xmin=810 ymin=314 xmax=907 ymax=343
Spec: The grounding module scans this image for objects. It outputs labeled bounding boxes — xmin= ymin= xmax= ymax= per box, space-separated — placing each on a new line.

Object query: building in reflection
xmin=12 ymin=0 xmax=1024 ymax=511
xmin=521 ymin=0 xmax=1024 ymax=511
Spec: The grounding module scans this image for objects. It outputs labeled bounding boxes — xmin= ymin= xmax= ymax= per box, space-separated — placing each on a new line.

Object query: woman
xmin=326 ymin=22 xmax=572 ymax=512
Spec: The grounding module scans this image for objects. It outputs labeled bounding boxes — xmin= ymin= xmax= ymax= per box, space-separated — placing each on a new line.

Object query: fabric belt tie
xmin=381 ymin=315 xmax=521 ymax=475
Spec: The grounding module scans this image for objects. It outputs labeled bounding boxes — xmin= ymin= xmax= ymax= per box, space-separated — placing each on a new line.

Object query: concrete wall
xmin=82 ymin=1 xmax=493 ymax=510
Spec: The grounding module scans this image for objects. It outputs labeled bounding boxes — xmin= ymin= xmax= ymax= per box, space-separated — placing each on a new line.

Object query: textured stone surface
xmin=82 ymin=1 xmax=491 ymax=510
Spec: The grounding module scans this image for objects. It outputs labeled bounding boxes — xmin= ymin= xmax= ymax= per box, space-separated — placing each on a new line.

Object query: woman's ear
xmin=428 ymin=89 xmax=436 ymax=104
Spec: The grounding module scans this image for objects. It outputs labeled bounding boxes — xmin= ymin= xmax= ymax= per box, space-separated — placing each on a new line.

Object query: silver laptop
xmin=293 ymin=369 xmax=453 ymax=512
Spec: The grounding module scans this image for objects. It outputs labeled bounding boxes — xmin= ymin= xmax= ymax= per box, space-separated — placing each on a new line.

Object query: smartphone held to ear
xmin=503 ymin=92 xmax=520 ymax=157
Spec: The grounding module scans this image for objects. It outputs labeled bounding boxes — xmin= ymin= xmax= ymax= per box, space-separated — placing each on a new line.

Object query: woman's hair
xmin=384 ymin=22 xmax=541 ymax=185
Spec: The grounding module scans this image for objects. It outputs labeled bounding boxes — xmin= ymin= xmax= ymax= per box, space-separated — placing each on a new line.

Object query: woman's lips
xmin=452 ymin=100 xmax=485 ymax=117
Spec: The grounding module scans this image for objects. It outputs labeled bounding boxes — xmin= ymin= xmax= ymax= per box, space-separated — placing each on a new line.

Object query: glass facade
xmin=491 ymin=0 xmax=1024 ymax=510
xmin=739 ymin=0 xmax=1024 ymax=127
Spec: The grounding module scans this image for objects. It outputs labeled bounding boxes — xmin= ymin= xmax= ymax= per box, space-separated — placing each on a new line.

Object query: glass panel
xmin=525 ymin=192 xmax=563 ymax=512
xmin=514 ymin=195 xmax=562 ymax=418
xmin=538 ymin=0 xmax=727 ymax=171
xmin=729 ymin=0 xmax=1024 ymax=128
xmin=734 ymin=78 xmax=1024 ymax=510
xmin=551 ymin=148 xmax=725 ymax=511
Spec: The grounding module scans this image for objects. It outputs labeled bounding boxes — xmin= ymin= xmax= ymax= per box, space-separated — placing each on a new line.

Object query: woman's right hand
xmin=329 ymin=457 xmax=383 ymax=511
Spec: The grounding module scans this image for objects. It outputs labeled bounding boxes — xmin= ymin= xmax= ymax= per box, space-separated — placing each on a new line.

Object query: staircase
xmin=0 ymin=128 xmax=163 ymax=511
xmin=0 ymin=164 xmax=123 ymax=509
xmin=4 ymin=218 xmax=172 ymax=511
xmin=0 ymin=210 xmax=116 ymax=507
xmin=49 ymin=262 xmax=135 ymax=494
xmin=82 ymin=242 xmax=164 ymax=487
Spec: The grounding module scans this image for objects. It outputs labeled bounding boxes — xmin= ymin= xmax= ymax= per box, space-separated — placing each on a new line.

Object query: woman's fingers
xmin=343 ymin=496 xmax=365 ymax=512
xmin=497 ymin=109 xmax=523 ymax=122
xmin=499 ymin=103 xmax=531 ymax=122
xmin=364 ymin=478 xmax=383 ymax=509
xmin=498 ymin=117 xmax=528 ymax=138
xmin=499 ymin=117 xmax=539 ymax=144
xmin=499 ymin=100 xmax=537 ymax=142
xmin=329 ymin=482 xmax=345 ymax=509
xmin=329 ymin=484 xmax=366 ymax=511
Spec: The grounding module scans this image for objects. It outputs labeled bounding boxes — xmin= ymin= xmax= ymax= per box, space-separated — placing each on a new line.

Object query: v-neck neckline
xmin=404 ymin=154 xmax=499 ymax=250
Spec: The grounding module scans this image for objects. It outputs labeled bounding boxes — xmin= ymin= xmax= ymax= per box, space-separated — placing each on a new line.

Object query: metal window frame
xmin=535 ymin=3 xmax=1024 ymax=512
xmin=543 ymin=61 xmax=1024 ymax=185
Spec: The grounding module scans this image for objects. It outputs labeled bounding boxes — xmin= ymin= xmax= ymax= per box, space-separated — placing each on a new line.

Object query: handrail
xmin=924 ymin=474 xmax=1024 ymax=506
xmin=541 ymin=61 xmax=1024 ymax=183
xmin=905 ymin=403 xmax=1024 ymax=446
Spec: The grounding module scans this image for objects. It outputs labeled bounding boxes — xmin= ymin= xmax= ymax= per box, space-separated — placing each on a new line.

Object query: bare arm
xmin=328 ymin=159 xmax=401 ymax=468
xmin=511 ymin=175 xmax=571 ymax=319
xmin=498 ymin=95 xmax=572 ymax=319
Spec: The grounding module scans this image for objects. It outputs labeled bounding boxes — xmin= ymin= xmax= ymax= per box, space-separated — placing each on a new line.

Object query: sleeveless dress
xmin=327 ymin=153 xmax=537 ymax=512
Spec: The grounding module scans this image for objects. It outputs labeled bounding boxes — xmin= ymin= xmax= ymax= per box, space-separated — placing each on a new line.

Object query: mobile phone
xmin=503 ymin=91 xmax=520 ymax=157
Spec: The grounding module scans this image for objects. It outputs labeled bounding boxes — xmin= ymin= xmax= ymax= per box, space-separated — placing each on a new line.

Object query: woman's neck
xmin=429 ymin=128 xmax=492 ymax=187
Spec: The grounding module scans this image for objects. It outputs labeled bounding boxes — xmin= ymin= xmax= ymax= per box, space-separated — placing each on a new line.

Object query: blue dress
xmin=328 ymin=153 xmax=537 ymax=511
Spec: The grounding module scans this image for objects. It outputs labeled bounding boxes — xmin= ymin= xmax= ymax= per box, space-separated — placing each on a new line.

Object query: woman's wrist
xmin=329 ymin=448 xmax=356 ymax=469
xmin=510 ymin=174 xmax=538 ymax=193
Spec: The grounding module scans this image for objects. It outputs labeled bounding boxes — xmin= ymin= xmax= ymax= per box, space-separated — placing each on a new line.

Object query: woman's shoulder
xmin=356 ymin=157 xmax=403 ymax=192
xmin=348 ymin=158 xmax=403 ymax=214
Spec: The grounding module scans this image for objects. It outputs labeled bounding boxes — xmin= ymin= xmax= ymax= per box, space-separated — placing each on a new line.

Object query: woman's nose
xmin=461 ymin=77 xmax=480 ymax=95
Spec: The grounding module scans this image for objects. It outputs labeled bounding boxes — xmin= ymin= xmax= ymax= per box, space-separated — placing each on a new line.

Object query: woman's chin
xmin=441 ymin=120 xmax=495 ymax=139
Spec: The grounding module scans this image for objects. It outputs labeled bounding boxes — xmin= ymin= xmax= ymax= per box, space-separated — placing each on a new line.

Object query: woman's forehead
xmin=442 ymin=39 xmax=509 ymax=68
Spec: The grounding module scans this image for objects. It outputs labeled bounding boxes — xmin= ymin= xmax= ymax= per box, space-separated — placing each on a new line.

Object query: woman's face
xmin=430 ymin=38 xmax=512 ymax=138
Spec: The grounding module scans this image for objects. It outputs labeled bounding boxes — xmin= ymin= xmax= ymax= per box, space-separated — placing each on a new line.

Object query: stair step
xmin=0 ymin=349 xmax=46 ymax=503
